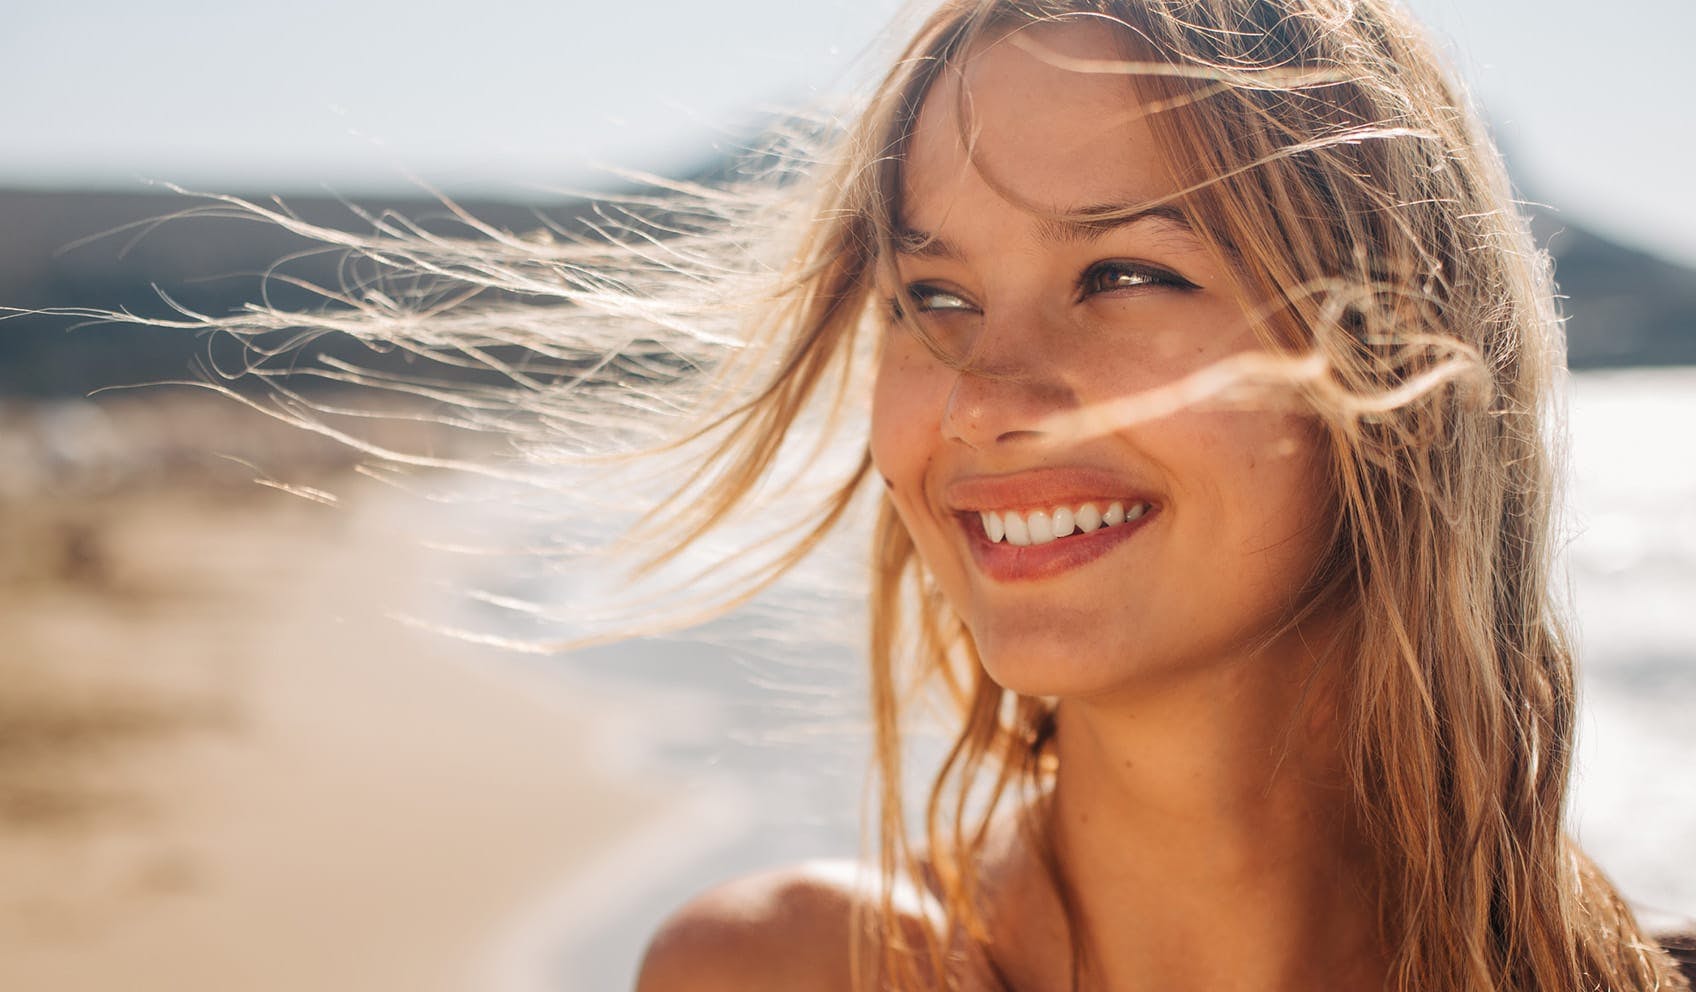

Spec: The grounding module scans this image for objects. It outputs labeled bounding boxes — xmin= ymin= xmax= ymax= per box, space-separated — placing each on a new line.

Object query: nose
xmin=940 ymin=309 xmax=1079 ymax=450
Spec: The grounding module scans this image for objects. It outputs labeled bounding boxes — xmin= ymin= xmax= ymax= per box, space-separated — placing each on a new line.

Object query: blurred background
xmin=1 ymin=1 xmax=1692 ymax=990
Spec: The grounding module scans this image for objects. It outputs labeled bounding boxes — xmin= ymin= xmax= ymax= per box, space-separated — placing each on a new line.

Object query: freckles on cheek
xmin=869 ymin=347 xmax=944 ymax=483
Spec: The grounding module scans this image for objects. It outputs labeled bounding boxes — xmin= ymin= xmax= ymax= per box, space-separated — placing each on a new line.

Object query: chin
xmin=973 ymin=636 xmax=1133 ymax=699
xmin=972 ymin=623 xmax=1248 ymax=701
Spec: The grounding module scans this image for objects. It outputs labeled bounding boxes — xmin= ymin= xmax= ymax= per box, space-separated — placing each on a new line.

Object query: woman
xmin=97 ymin=0 xmax=1687 ymax=988
xmin=617 ymin=1 xmax=1691 ymax=990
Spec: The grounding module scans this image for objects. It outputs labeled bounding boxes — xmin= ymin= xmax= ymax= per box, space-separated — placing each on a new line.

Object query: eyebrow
xmin=893 ymin=202 xmax=1199 ymax=260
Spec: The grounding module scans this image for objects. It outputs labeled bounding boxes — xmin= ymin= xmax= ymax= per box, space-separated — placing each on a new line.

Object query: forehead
xmin=902 ymin=20 xmax=1179 ymax=224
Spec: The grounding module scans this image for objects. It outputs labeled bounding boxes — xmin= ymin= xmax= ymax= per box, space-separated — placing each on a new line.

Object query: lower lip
xmin=962 ymin=508 xmax=1157 ymax=583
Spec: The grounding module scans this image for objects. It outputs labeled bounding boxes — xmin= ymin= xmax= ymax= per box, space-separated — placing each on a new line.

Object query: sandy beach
xmin=0 ymin=395 xmax=666 ymax=992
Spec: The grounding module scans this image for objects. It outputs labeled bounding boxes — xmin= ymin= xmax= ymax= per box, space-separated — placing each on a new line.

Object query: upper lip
xmin=942 ymin=467 xmax=1160 ymax=513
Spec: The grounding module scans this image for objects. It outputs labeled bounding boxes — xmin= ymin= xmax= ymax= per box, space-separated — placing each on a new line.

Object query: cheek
xmin=1256 ymin=418 xmax=1330 ymax=514
xmin=1222 ymin=416 xmax=1335 ymax=582
xmin=869 ymin=336 xmax=947 ymax=494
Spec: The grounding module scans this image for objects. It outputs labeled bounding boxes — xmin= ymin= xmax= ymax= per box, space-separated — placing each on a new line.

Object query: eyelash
xmin=889 ymin=260 xmax=1198 ymax=319
xmin=1078 ymin=260 xmax=1199 ymax=298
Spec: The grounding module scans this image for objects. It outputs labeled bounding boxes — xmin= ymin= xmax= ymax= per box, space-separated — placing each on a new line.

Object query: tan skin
xmin=639 ymin=22 xmax=1387 ymax=992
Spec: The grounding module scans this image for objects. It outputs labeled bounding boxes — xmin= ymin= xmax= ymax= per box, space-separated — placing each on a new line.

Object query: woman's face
xmin=870 ymin=22 xmax=1335 ymax=699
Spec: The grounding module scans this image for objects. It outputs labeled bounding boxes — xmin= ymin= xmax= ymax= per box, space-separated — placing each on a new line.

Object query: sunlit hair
xmin=851 ymin=3 xmax=1685 ymax=989
xmin=78 ymin=0 xmax=1687 ymax=989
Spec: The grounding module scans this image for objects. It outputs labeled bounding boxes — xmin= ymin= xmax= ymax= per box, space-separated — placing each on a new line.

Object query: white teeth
xmin=1051 ymin=506 xmax=1075 ymax=539
xmin=976 ymin=501 xmax=1150 ymax=545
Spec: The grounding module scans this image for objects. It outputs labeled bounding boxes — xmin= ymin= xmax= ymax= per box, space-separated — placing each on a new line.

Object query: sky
xmin=4 ymin=0 xmax=1694 ymax=266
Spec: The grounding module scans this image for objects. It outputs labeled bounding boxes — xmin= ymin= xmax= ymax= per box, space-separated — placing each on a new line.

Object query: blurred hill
xmin=0 ymin=188 xmax=608 ymax=397
xmin=1530 ymin=211 xmax=1696 ymax=368
xmin=1 ymin=185 xmax=1692 ymax=397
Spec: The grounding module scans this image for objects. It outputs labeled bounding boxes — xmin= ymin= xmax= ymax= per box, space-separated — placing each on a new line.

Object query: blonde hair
xmin=104 ymin=1 xmax=1686 ymax=989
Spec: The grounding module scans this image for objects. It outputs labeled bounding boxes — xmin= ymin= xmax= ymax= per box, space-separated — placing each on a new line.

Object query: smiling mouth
xmin=977 ymin=500 xmax=1151 ymax=546
xmin=960 ymin=499 xmax=1159 ymax=583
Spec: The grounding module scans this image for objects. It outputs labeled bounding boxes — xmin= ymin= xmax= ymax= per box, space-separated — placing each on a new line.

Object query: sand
xmin=0 ymin=398 xmax=664 ymax=992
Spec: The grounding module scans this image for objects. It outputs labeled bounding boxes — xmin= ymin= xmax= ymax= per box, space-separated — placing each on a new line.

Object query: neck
xmin=986 ymin=638 xmax=1386 ymax=992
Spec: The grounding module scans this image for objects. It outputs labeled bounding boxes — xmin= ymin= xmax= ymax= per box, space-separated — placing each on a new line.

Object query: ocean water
xmin=1563 ymin=367 xmax=1696 ymax=923
xmin=459 ymin=366 xmax=1696 ymax=990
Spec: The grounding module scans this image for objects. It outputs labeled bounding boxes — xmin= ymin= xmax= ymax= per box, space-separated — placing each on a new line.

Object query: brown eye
xmin=1079 ymin=261 xmax=1198 ymax=298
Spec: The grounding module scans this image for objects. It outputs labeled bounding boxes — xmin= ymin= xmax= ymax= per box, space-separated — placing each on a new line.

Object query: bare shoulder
xmin=634 ymin=860 xmax=872 ymax=992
